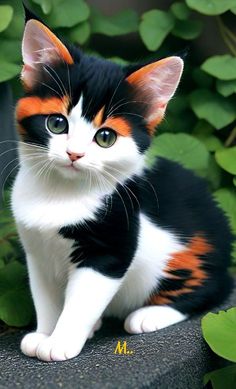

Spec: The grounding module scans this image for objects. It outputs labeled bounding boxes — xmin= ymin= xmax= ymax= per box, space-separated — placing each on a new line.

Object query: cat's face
xmin=16 ymin=17 xmax=183 ymax=189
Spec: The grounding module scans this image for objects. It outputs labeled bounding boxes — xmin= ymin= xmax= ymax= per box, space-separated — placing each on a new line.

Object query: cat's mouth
xmin=64 ymin=163 xmax=80 ymax=172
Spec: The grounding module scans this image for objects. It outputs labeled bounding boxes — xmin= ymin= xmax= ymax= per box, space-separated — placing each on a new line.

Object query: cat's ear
xmin=126 ymin=57 xmax=183 ymax=133
xmin=21 ymin=18 xmax=74 ymax=89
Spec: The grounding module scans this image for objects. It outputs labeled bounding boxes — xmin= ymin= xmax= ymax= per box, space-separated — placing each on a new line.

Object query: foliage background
xmin=0 ymin=0 xmax=236 ymax=327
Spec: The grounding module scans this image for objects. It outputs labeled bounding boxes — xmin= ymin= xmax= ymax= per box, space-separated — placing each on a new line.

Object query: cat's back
xmin=139 ymin=157 xmax=232 ymax=268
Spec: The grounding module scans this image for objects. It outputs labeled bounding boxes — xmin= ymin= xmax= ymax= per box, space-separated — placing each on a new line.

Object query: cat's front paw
xmin=21 ymin=332 xmax=48 ymax=357
xmin=36 ymin=335 xmax=85 ymax=362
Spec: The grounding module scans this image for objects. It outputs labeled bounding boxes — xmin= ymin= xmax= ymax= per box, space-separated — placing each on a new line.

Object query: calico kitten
xmin=11 ymin=10 xmax=232 ymax=362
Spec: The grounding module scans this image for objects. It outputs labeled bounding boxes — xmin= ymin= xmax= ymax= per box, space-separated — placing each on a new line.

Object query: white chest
xmin=11 ymin=169 xmax=105 ymax=229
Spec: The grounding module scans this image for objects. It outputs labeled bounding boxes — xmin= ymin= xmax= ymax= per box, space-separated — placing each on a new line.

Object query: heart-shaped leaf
xmin=47 ymin=0 xmax=90 ymax=28
xmin=202 ymin=308 xmax=236 ymax=362
xmin=215 ymin=147 xmax=236 ymax=175
xmin=0 ymin=5 xmax=13 ymax=33
xmin=148 ymin=133 xmax=209 ymax=173
xmin=90 ymin=8 xmax=138 ymax=36
xmin=189 ymin=89 xmax=236 ymax=129
xmin=139 ymin=10 xmax=174 ymax=51
xmin=186 ymin=0 xmax=236 ymax=15
xmin=201 ymin=55 xmax=236 ymax=80
xmin=172 ymin=19 xmax=202 ymax=40
xmin=0 ymin=61 xmax=21 ymax=82
xmin=216 ymin=80 xmax=236 ymax=97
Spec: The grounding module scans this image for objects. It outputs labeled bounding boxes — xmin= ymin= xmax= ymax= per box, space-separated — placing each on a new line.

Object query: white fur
xmin=124 ymin=306 xmax=187 ymax=334
xmin=33 ymin=268 xmax=121 ymax=361
xmin=105 ymin=214 xmax=183 ymax=318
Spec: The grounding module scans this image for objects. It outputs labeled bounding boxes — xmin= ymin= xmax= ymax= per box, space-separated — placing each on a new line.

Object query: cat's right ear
xmin=21 ymin=10 xmax=74 ymax=89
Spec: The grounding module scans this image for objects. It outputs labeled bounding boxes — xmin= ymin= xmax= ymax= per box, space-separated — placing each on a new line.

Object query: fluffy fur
xmin=11 ymin=10 xmax=233 ymax=362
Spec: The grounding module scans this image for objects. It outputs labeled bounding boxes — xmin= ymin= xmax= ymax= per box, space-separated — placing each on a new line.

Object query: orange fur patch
xmin=16 ymin=96 xmax=69 ymax=123
xmin=126 ymin=58 xmax=169 ymax=86
xmin=93 ymin=106 xmax=105 ymax=127
xmin=103 ymin=116 xmax=132 ymax=137
xmin=148 ymin=236 xmax=214 ymax=306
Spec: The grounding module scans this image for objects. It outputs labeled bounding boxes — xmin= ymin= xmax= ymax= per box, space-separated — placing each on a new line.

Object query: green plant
xmin=202 ymin=308 xmax=236 ymax=388
xmin=0 ymin=0 xmax=236 ymax=327
xmin=0 ymin=192 xmax=34 ymax=327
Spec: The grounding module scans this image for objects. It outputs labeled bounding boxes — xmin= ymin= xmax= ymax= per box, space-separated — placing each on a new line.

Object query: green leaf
xmin=139 ymin=10 xmax=174 ymax=51
xmin=214 ymin=188 xmax=236 ymax=233
xmin=68 ymin=21 xmax=91 ymax=45
xmin=192 ymin=68 xmax=213 ymax=88
xmin=193 ymin=121 xmax=223 ymax=151
xmin=0 ymin=287 xmax=33 ymax=327
xmin=171 ymin=2 xmax=190 ymax=20
xmin=32 ymin=0 xmax=52 ymax=14
xmin=90 ymin=8 xmax=138 ymax=36
xmin=42 ymin=0 xmax=52 ymax=14
xmin=201 ymin=55 xmax=236 ymax=81
xmin=0 ymin=40 xmax=21 ymax=63
xmin=231 ymin=7 xmax=236 ymax=15
xmin=0 ymin=241 xmax=15 ymax=260
xmin=206 ymin=155 xmax=222 ymax=190
xmin=189 ymin=89 xmax=236 ymax=129
xmin=204 ymin=365 xmax=236 ymax=389
xmin=216 ymin=79 xmax=236 ymax=97
xmin=0 ymin=259 xmax=4 ymax=270
xmin=47 ymin=0 xmax=90 ymax=28
xmin=0 ymin=61 xmax=21 ymax=82
xmin=215 ymin=147 xmax=236 ymax=175
xmin=0 ymin=5 xmax=13 ymax=33
xmin=234 ymin=177 xmax=236 ymax=186
xmin=0 ymin=261 xmax=33 ymax=327
xmin=148 ymin=133 xmax=209 ymax=173
xmin=186 ymin=0 xmax=236 ymax=15
xmin=172 ymin=19 xmax=202 ymax=40
xmin=202 ymin=308 xmax=236 ymax=362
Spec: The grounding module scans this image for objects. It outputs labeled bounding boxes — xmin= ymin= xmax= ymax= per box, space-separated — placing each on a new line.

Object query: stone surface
xmin=0 ymin=288 xmax=235 ymax=389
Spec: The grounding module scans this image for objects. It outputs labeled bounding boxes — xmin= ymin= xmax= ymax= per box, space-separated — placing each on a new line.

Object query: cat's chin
xmin=55 ymin=164 xmax=83 ymax=180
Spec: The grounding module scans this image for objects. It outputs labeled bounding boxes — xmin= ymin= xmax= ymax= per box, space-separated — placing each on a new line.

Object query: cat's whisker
xmin=102 ymin=169 xmax=137 ymax=212
xmin=113 ymin=111 xmax=145 ymax=120
xmin=66 ymin=62 xmax=72 ymax=105
xmin=108 ymin=99 xmax=149 ymax=118
xmin=0 ymin=147 xmax=19 ymax=159
xmin=41 ymin=82 xmax=66 ymax=101
xmin=107 ymin=77 xmax=125 ymax=116
xmin=107 ymin=97 xmax=126 ymax=117
xmin=43 ymin=64 xmax=67 ymax=98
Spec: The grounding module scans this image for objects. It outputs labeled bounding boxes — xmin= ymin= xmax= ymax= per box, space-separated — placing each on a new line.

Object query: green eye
xmin=95 ymin=128 xmax=117 ymax=148
xmin=47 ymin=114 xmax=68 ymax=134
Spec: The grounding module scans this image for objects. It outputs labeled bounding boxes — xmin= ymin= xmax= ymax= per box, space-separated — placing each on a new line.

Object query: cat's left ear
xmin=126 ymin=57 xmax=183 ymax=133
xmin=21 ymin=19 xmax=74 ymax=89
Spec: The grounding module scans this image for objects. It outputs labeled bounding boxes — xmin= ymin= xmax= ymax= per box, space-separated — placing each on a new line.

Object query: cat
xmin=11 ymin=9 xmax=233 ymax=362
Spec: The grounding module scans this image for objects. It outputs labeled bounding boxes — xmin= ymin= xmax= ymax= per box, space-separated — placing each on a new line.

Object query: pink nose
xmin=67 ymin=151 xmax=85 ymax=162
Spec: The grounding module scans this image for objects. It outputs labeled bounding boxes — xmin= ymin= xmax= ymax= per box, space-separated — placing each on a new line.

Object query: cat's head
xmin=16 ymin=10 xmax=183 ymax=189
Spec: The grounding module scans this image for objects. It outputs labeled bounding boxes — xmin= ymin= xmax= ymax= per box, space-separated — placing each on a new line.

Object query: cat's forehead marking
xmin=93 ymin=106 xmax=105 ymax=128
xmin=69 ymin=95 xmax=95 ymax=134
xmin=102 ymin=117 xmax=132 ymax=137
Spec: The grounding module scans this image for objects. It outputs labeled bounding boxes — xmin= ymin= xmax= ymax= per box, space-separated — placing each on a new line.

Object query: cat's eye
xmin=95 ymin=128 xmax=117 ymax=148
xmin=46 ymin=114 xmax=68 ymax=134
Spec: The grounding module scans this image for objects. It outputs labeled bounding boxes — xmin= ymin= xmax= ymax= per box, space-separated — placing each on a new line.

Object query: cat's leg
xmin=124 ymin=306 xmax=187 ymax=334
xmin=21 ymin=254 xmax=64 ymax=357
xmin=36 ymin=267 xmax=122 ymax=361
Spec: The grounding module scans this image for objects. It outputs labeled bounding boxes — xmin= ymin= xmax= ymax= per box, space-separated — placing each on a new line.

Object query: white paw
xmin=36 ymin=335 xmax=85 ymax=362
xmin=88 ymin=318 xmax=102 ymax=339
xmin=21 ymin=332 xmax=48 ymax=357
xmin=124 ymin=306 xmax=187 ymax=334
